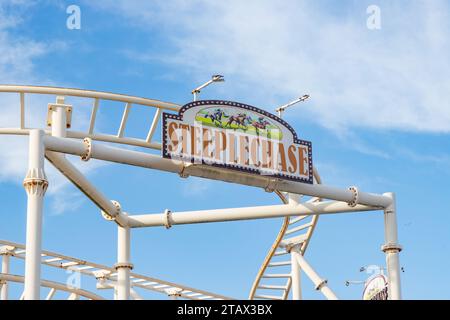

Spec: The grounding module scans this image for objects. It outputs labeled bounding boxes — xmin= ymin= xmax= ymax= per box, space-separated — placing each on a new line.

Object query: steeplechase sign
xmin=363 ymin=275 xmax=389 ymax=300
xmin=162 ymin=100 xmax=313 ymax=184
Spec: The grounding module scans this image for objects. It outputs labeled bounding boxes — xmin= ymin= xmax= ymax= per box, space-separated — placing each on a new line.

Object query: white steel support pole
xmin=114 ymin=286 xmax=118 ymax=300
xmin=0 ymin=247 xmax=13 ymax=300
xmin=290 ymin=246 xmax=302 ymax=300
xmin=288 ymin=194 xmax=302 ymax=300
xmin=115 ymin=215 xmax=132 ymax=300
xmin=23 ymin=129 xmax=48 ymax=300
xmin=294 ymin=251 xmax=338 ymax=300
xmin=51 ymin=96 xmax=68 ymax=138
xmin=382 ymin=192 xmax=402 ymax=300
xmin=0 ymin=255 xmax=10 ymax=300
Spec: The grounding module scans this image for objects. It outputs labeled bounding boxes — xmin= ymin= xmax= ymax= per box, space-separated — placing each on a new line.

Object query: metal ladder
xmin=249 ymin=170 xmax=322 ymax=300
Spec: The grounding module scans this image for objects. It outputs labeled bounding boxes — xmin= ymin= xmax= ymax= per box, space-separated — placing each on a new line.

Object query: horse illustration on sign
xmin=196 ymin=106 xmax=283 ymax=140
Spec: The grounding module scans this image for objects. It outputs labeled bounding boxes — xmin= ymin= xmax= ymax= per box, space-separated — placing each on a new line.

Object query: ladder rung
xmin=88 ymin=98 xmax=99 ymax=134
xmin=132 ymin=279 xmax=146 ymax=283
xmin=61 ymin=261 xmax=79 ymax=267
xmin=117 ymin=103 xmax=131 ymax=138
xmin=254 ymin=294 xmax=284 ymax=300
xmin=186 ymin=293 xmax=202 ymax=297
xmin=285 ymin=222 xmax=313 ymax=235
xmin=268 ymin=261 xmax=291 ymax=267
xmin=257 ymin=284 xmax=287 ymax=290
xmin=20 ymin=92 xmax=25 ymax=129
xmin=153 ymin=284 xmax=169 ymax=289
xmin=289 ymin=215 xmax=308 ymax=225
xmin=262 ymin=274 xmax=291 ymax=278
xmin=146 ymin=108 xmax=162 ymax=143
xmin=274 ymin=250 xmax=288 ymax=256
xmin=281 ymin=234 xmax=308 ymax=247
xmin=76 ymin=266 xmax=94 ymax=271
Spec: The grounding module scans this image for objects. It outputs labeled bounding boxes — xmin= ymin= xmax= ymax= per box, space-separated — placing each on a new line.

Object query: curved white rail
xmin=0 ymin=84 xmax=181 ymax=150
xmin=0 ymin=240 xmax=233 ymax=300
xmin=0 ymin=273 xmax=104 ymax=300
xmin=249 ymin=169 xmax=323 ymax=300
xmin=0 ymin=85 xmax=180 ymax=110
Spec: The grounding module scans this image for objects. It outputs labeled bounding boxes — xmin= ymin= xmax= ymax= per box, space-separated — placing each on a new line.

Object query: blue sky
xmin=0 ymin=0 xmax=449 ymax=299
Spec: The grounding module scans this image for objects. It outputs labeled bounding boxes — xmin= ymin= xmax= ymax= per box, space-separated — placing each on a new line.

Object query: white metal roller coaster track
xmin=0 ymin=273 xmax=105 ymax=300
xmin=0 ymin=85 xmax=401 ymax=300
xmin=0 ymin=85 xmax=181 ymax=150
xmin=0 ymin=85 xmax=322 ymax=300
xmin=0 ymin=240 xmax=232 ymax=300
xmin=248 ymin=169 xmax=323 ymax=300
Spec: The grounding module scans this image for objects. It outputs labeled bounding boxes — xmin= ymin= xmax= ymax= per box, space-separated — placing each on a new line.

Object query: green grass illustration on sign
xmin=195 ymin=107 xmax=283 ymax=140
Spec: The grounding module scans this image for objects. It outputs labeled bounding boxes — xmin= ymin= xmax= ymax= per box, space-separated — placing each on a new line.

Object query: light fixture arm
xmin=276 ymin=94 xmax=310 ymax=118
xmin=191 ymin=75 xmax=225 ymax=101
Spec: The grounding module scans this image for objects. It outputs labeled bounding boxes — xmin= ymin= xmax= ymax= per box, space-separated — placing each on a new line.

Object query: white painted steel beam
xmin=116 ymin=218 xmax=132 ymax=300
xmin=45 ymin=151 xmax=128 ymax=227
xmin=293 ymin=250 xmax=338 ymax=300
xmin=50 ymin=96 xmax=68 ymax=138
xmin=0 ymin=128 xmax=163 ymax=150
xmin=290 ymin=248 xmax=302 ymax=300
xmin=288 ymin=190 xmax=302 ymax=301
xmin=43 ymin=136 xmax=393 ymax=208
xmin=382 ymin=192 xmax=402 ymax=300
xmin=23 ymin=129 xmax=48 ymax=300
xmin=0 ymin=247 xmax=12 ymax=300
xmin=67 ymin=130 xmax=161 ymax=150
xmin=126 ymin=201 xmax=379 ymax=228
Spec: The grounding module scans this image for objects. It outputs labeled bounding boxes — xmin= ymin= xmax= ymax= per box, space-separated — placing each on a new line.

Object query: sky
xmin=0 ymin=0 xmax=449 ymax=300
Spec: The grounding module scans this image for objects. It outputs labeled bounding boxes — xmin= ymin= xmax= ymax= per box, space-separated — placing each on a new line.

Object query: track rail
xmin=249 ymin=169 xmax=323 ymax=300
xmin=0 ymin=273 xmax=104 ymax=300
xmin=0 ymin=240 xmax=233 ymax=300
xmin=0 ymin=84 xmax=181 ymax=150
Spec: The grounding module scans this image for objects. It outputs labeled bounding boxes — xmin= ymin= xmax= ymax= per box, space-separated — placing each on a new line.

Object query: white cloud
xmin=0 ymin=1 xmax=106 ymax=214
xmin=396 ymin=147 xmax=450 ymax=174
xmin=91 ymin=0 xmax=450 ymax=133
xmin=0 ymin=2 xmax=47 ymax=185
xmin=181 ymin=177 xmax=211 ymax=197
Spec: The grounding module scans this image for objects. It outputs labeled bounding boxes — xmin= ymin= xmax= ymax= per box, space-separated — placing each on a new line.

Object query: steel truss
xmin=0 ymin=85 xmax=402 ymax=300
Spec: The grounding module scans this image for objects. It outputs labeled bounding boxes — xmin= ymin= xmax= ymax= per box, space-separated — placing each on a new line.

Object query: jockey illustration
xmin=257 ymin=116 xmax=266 ymax=125
xmin=214 ymin=108 xmax=225 ymax=119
